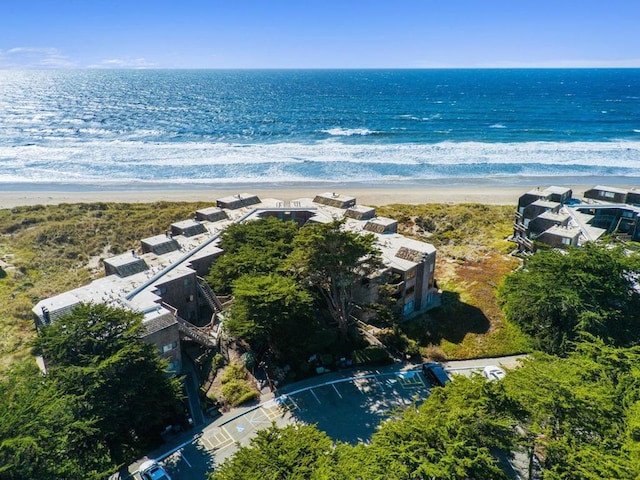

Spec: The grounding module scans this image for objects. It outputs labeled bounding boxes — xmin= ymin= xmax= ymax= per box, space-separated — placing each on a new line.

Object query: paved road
xmin=121 ymin=354 xmax=526 ymax=479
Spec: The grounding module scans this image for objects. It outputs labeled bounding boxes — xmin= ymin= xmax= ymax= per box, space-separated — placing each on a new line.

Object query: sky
xmin=1 ymin=0 xmax=639 ymax=69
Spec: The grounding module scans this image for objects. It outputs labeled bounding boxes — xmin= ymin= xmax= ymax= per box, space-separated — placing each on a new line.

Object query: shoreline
xmin=0 ymin=183 xmax=628 ymax=209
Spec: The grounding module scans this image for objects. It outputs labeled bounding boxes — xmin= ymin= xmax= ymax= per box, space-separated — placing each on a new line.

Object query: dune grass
xmin=0 ymin=200 xmax=531 ymax=371
xmin=0 ymin=201 xmax=211 ymax=370
xmin=376 ymin=203 xmax=532 ymax=359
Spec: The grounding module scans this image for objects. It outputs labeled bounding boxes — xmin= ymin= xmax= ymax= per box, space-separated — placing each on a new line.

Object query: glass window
xmin=162 ymin=341 xmax=178 ymax=353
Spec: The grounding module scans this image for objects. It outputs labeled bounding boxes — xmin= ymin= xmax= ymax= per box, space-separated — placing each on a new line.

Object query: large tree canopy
xmin=225 ymin=273 xmax=315 ymax=360
xmin=205 ymin=217 xmax=299 ymax=294
xmin=0 ymin=361 xmax=107 ymax=480
xmin=499 ymin=243 xmax=640 ymax=354
xmin=501 ymin=342 xmax=640 ymax=479
xmin=349 ymin=376 xmax=515 ymax=480
xmin=287 ymin=219 xmax=382 ymax=338
xmin=23 ymin=303 xmax=183 ymax=477
xmin=209 ymin=424 xmax=340 ymax=480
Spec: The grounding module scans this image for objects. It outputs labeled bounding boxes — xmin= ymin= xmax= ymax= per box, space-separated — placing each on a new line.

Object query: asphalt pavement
xmin=116 ymin=354 xmax=525 ymax=480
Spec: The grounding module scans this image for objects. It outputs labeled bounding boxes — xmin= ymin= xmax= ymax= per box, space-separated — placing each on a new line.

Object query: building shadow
xmin=403 ymin=290 xmax=491 ymax=346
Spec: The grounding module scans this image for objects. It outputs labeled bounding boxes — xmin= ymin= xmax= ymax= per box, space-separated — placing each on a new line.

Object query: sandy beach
xmin=0 ymin=184 xmax=618 ymax=209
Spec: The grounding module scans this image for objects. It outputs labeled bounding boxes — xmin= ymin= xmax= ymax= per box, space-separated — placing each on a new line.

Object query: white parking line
xmin=180 ymin=451 xmax=192 ymax=468
xmin=332 ymin=383 xmax=343 ymax=398
xmin=310 ymin=388 xmax=322 ymax=404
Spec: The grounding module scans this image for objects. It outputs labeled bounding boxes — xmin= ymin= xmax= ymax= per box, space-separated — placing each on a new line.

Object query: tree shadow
xmin=402 ymin=290 xmax=491 ymax=346
xmin=280 ymin=379 xmax=429 ymax=445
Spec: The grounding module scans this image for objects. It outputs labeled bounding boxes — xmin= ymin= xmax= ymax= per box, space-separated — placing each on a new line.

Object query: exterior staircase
xmin=197 ymin=276 xmax=224 ymax=312
xmin=174 ymin=314 xmax=217 ymax=348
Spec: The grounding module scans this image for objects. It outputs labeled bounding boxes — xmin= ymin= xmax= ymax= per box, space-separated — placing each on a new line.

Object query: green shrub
xmin=221 ymin=362 xmax=248 ymax=383
xmin=213 ymin=353 xmax=225 ymax=370
xmin=221 ymin=379 xmax=259 ymax=407
xmin=352 ymin=346 xmax=392 ymax=365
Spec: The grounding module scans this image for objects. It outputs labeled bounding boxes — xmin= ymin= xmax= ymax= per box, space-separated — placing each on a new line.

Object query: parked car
xmin=421 ymin=362 xmax=451 ymax=387
xmin=139 ymin=459 xmax=172 ymax=480
xmin=482 ymin=365 xmax=506 ymax=381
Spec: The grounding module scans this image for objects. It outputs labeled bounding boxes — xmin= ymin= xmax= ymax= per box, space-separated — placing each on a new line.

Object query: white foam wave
xmin=489 ymin=124 xmax=507 ymax=129
xmin=321 ymin=127 xmax=378 ymax=136
xmin=2 ymin=140 xmax=640 ymax=184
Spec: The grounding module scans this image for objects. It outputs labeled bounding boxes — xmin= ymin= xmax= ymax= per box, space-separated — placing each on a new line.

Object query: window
xmin=161 ymin=341 xmax=178 ymax=354
xmin=405 ymin=285 xmax=415 ymax=296
xmin=562 ymin=237 xmax=571 ymax=245
xmin=429 ymin=262 xmax=434 ymax=272
xmin=157 ymin=285 xmax=168 ymax=295
xmin=184 ymin=277 xmax=192 ymax=286
xmin=405 ymin=269 xmax=416 ymax=280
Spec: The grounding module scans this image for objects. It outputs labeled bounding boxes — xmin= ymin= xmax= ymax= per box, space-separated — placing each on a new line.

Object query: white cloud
xmin=0 ymin=47 xmax=76 ymax=69
xmin=87 ymin=57 xmax=158 ymax=69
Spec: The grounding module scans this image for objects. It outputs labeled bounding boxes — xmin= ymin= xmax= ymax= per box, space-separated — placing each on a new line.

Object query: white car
xmin=139 ymin=459 xmax=172 ymax=480
xmin=482 ymin=365 xmax=506 ymax=381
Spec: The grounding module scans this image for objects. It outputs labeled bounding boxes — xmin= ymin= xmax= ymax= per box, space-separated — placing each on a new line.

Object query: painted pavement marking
xmin=275 ymin=394 xmax=299 ymax=412
xmin=201 ymin=426 xmax=234 ymax=450
xmin=247 ymin=407 xmax=272 ymax=427
xmin=396 ymin=370 xmax=426 ymax=389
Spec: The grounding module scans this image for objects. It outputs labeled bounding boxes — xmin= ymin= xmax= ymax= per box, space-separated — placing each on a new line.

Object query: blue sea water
xmin=0 ymin=69 xmax=639 ymax=189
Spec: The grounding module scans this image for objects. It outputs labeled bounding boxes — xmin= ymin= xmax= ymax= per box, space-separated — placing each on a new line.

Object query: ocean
xmin=1 ymin=68 xmax=639 ymax=190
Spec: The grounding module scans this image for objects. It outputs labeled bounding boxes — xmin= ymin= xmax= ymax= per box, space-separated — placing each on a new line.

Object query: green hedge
xmin=352 ymin=346 xmax=392 ymax=366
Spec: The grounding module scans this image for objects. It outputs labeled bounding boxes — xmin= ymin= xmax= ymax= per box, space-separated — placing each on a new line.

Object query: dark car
xmin=422 ymin=362 xmax=451 ymax=387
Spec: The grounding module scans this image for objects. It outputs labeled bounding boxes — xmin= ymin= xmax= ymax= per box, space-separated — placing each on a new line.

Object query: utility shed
xmin=364 ymin=217 xmax=398 ymax=234
xmin=141 ymin=234 xmax=181 ymax=255
xmin=104 ymin=252 xmax=149 ymax=277
xmin=216 ymin=193 xmax=261 ymax=210
xmin=345 ymin=205 xmax=376 ymax=220
xmin=171 ymin=219 xmax=208 ymax=237
xmin=195 ymin=206 xmax=228 ymax=222
xmin=313 ymin=192 xmax=356 ymax=209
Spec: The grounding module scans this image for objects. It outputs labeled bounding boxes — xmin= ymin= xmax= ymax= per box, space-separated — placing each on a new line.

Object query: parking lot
xmin=127 ymin=356 xmax=523 ymax=479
